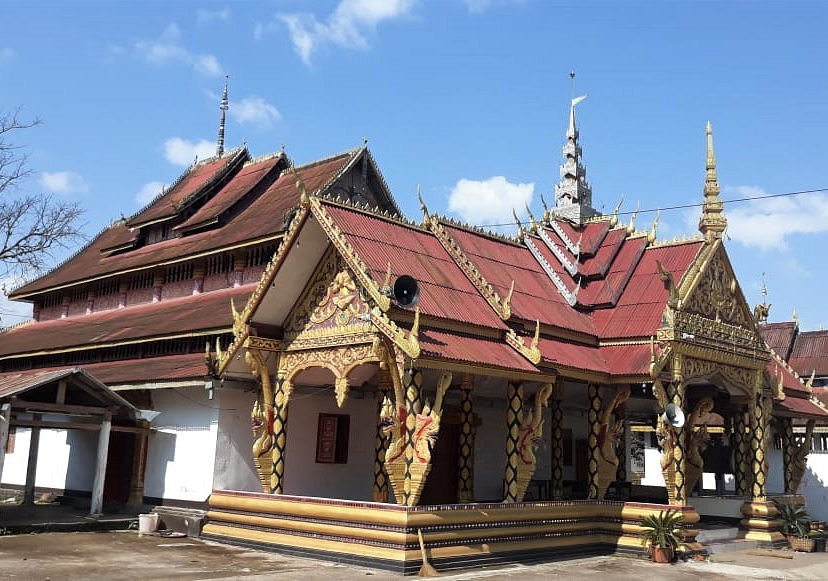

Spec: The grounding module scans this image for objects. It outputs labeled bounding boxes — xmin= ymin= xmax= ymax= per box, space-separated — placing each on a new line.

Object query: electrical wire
xmin=477 ymin=186 xmax=828 ymax=228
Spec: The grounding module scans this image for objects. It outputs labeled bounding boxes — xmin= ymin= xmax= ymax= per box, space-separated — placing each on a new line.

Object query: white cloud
xmin=0 ymin=47 xmax=15 ymax=63
xmin=230 ymin=97 xmax=282 ymax=127
xmin=277 ymin=0 xmax=418 ymax=64
xmin=135 ymin=24 xmax=223 ymax=77
xmin=164 ymin=137 xmax=215 ymax=167
xmin=463 ymin=0 xmax=526 ymax=14
xmin=448 ymin=176 xmax=534 ymax=227
xmin=39 ymin=171 xmax=88 ymax=195
xmin=197 ymin=8 xmax=231 ymax=24
xmin=136 ymin=181 xmax=167 ymax=206
xmin=722 ymin=185 xmax=828 ymax=251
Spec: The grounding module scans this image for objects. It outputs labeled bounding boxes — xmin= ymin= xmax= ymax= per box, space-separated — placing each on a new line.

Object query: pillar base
xmin=740 ymin=499 xmax=782 ymax=542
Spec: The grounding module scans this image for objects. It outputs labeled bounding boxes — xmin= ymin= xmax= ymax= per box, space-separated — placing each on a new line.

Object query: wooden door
xmin=103 ymin=431 xmax=135 ymax=504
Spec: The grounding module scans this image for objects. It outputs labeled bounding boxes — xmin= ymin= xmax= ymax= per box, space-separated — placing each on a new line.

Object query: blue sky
xmin=1 ymin=0 xmax=827 ymax=330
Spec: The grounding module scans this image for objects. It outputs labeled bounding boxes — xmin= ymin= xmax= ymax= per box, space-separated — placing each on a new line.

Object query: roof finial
xmin=648 ymin=209 xmax=660 ymax=244
xmin=792 ymin=308 xmax=800 ymax=326
xmin=552 ymin=72 xmax=595 ymax=224
xmin=698 ymin=121 xmax=727 ymax=241
xmin=216 ymin=76 xmax=229 ymax=158
xmin=417 ymin=184 xmax=430 ymax=224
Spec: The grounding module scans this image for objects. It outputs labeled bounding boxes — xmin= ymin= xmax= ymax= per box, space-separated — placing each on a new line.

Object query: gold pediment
xmin=283 ymin=247 xmax=374 ymax=348
xmin=680 ymin=241 xmax=753 ymax=328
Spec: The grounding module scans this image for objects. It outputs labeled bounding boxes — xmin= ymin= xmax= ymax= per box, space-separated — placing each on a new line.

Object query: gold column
xmin=503 ymin=382 xmax=523 ymax=502
xmin=586 ymin=384 xmax=602 ymax=500
xmin=270 ymin=375 xmax=292 ymax=495
xmin=750 ymin=394 xmax=769 ymax=500
xmin=615 ymin=400 xmax=627 ymax=486
xmin=780 ymin=416 xmax=795 ymax=495
xmin=456 ymin=374 xmax=475 ymax=503
xmin=401 ymin=369 xmax=422 ymax=506
xmin=372 ymin=372 xmax=392 ymax=503
xmin=667 ymin=381 xmax=687 ymax=505
xmin=549 ymin=390 xmax=564 ymax=500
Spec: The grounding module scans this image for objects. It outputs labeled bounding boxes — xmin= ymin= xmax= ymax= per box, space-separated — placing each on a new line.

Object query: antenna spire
xmin=698 ymin=121 xmax=727 ymax=241
xmin=216 ymin=76 xmax=229 ymax=158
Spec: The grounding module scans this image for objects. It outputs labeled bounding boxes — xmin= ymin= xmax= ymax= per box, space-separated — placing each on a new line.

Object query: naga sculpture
xmin=684 ymin=397 xmax=715 ymax=494
xmin=246 ymin=349 xmax=275 ymax=492
xmin=514 ymin=383 xmax=554 ymax=502
xmin=790 ymin=420 xmax=815 ymax=493
xmin=381 ymin=371 xmax=452 ymax=505
xmin=595 ymin=384 xmax=632 ymax=500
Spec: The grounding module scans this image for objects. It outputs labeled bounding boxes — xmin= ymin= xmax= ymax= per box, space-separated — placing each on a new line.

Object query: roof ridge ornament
xmin=552 ymin=72 xmax=596 ymax=225
xmin=648 ymin=209 xmax=660 ymax=244
xmin=698 ymin=121 xmax=727 ymax=241
xmin=609 ymin=195 xmax=624 ymax=228
xmin=216 ymin=76 xmax=229 ymax=158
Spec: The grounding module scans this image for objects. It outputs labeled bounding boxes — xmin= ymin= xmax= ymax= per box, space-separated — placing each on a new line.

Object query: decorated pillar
xmin=270 ymin=374 xmax=292 ymax=494
xmin=667 ymin=381 xmax=687 ymax=505
xmin=780 ymin=416 xmax=795 ymax=495
xmin=372 ymin=371 xmax=392 ymax=503
xmin=503 ymin=382 xmax=524 ymax=502
xmin=731 ymin=408 xmax=751 ymax=496
xmin=740 ymin=386 xmax=783 ymax=543
xmin=247 ymin=349 xmax=276 ymax=493
xmin=382 ymin=368 xmax=450 ymax=506
xmin=749 ymin=393 xmax=770 ymax=500
xmin=126 ymin=421 xmax=150 ymax=507
xmin=456 ymin=374 xmax=475 ymax=503
xmin=615 ymin=400 xmax=628 ymax=485
xmin=787 ymin=419 xmax=815 ymax=495
xmin=549 ymin=387 xmax=564 ymax=500
xmin=586 ymin=384 xmax=602 ymax=500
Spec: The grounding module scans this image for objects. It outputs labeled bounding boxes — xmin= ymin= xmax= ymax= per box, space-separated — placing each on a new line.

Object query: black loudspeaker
xmin=393 ymin=275 xmax=420 ymax=308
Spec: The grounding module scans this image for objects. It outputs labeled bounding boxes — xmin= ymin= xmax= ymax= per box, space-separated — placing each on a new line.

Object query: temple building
xmin=1 ymin=91 xmax=827 ymax=573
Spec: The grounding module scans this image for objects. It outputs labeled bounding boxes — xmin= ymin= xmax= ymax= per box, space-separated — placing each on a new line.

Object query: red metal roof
xmin=0 ymin=368 xmax=136 ymax=411
xmin=594 ymin=242 xmax=703 ymax=339
xmin=774 ymin=394 xmax=828 ymax=421
xmin=0 ymin=285 xmax=253 ymax=357
xmin=767 ymin=358 xmax=809 ymax=396
xmin=12 ymin=152 xmax=356 ymax=298
xmin=128 ymin=152 xmax=242 ymax=227
xmin=443 ymin=225 xmax=596 ymax=335
xmin=418 ymin=327 xmax=538 ymax=373
xmin=0 ymin=354 xmax=208 ymax=390
xmin=790 ymin=330 xmax=828 ymax=376
xmin=175 ymin=154 xmax=286 ymax=232
xmin=538 ymin=336 xmax=608 ymax=373
xmin=579 ymin=228 xmax=626 ymax=278
xmin=759 ymin=322 xmax=799 ymax=360
xmin=599 ymin=343 xmax=653 ymax=376
xmin=322 ymin=204 xmax=507 ymax=330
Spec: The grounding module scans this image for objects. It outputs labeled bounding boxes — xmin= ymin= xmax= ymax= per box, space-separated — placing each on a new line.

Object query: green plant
xmin=640 ymin=509 xmax=684 ymax=550
xmin=774 ymin=500 xmax=810 ymax=538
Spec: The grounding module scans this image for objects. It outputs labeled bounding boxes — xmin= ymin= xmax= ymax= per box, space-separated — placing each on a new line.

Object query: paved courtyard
xmin=1 ymin=532 xmax=828 ymax=580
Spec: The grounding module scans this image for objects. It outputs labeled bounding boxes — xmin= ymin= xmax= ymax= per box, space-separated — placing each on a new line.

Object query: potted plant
xmin=775 ymin=500 xmax=816 ymax=552
xmin=640 ymin=509 xmax=683 ymax=563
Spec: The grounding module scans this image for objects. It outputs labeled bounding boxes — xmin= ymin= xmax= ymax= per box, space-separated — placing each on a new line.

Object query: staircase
xmin=697 ymin=524 xmax=760 ymax=554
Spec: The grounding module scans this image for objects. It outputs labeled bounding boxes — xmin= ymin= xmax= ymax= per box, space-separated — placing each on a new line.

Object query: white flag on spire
xmin=572 ymin=94 xmax=588 ymax=107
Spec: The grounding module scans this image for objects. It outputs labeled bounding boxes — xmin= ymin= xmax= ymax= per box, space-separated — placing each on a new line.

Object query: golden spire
xmin=698 ymin=121 xmax=727 ymax=241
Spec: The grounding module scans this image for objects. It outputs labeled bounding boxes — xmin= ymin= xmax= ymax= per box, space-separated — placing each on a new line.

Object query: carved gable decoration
xmin=283 ymin=247 xmax=374 ymax=349
xmin=682 ymin=243 xmax=753 ymax=329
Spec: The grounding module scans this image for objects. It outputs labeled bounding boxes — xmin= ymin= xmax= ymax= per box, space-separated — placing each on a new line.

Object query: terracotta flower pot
xmin=649 ymin=546 xmax=674 ymax=563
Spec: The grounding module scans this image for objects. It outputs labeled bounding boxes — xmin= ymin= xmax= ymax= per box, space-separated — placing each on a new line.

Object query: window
xmin=315 ymin=413 xmax=350 ymax=464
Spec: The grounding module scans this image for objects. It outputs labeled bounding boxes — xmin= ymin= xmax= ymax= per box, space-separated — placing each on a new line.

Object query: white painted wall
xmin=474 ymin=404 xmax=508 ymax=501
xmin=143 ymin=387 xmax=219 ymax=502
xmin=212 ymin=388 xmax=260 ymax=492
xmin=798 ymin=453 xmax=828 ymax=522
xmin=1 ymin=419 xmax=97 ymax=493
xmin=282 ymin=391 xmax=377 ymax=501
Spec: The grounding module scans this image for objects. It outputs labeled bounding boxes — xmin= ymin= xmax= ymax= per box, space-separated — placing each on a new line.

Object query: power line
xmin=477 ymin=186 xmax=828 ymax=228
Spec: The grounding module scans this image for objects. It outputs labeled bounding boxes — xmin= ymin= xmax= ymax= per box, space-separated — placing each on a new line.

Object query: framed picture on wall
xmin=316 ymin=413 xmax=350 ymax=464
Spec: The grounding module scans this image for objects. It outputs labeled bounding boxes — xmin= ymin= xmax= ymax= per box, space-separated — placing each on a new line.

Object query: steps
xmin=697 ymin=525 xmax=760 ymax=554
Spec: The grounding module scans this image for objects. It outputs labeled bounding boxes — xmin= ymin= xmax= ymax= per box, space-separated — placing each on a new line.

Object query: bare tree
xmin=0 ymin=108 xmax=84 ymax=277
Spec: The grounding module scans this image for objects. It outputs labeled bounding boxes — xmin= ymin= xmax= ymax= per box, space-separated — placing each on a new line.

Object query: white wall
xmin=474 ymin=404 xmax=508 ymax=501
xmin=282 ymin=391 xmax=377 ymax=501
xmin=212 ymin=388 xmax=260 ymax=492
xmin=143 ymin=387 xmax=219 ymax=502
xmin=798 ymin=453 xmax=828 ymax=522
xmin=1 ymin=418 xmax=97 ymax=493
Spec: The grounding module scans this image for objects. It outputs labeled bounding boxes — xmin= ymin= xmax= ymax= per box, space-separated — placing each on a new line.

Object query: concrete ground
xmin=1 ymin=532 xmax=828 ymax=580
